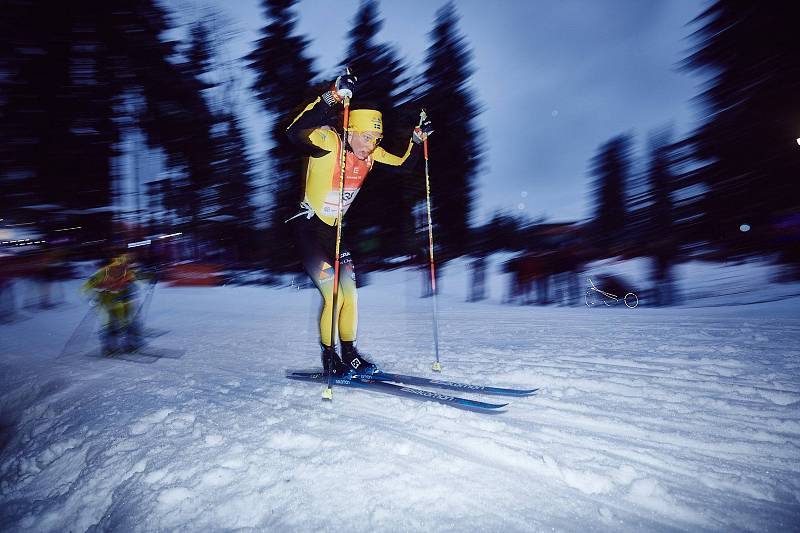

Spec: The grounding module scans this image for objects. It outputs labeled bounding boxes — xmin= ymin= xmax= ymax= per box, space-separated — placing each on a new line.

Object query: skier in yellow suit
xmin=83 ymin=252 xmax=144 ymax=355
xmin=286 ymin=72 xmax=433 ymax=376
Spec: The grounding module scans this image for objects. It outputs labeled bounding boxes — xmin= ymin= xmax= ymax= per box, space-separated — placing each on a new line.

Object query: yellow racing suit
xmin=286 ymin=93 xmax=419 ymax=347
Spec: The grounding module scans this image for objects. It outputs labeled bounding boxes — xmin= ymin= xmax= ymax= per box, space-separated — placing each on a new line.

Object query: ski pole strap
xmin=284 ymin=201 xmax=315 ymax=223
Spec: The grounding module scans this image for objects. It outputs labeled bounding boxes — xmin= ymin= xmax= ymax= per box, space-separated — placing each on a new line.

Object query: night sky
xmin=165 ymin=0 xmax=708 ymax=224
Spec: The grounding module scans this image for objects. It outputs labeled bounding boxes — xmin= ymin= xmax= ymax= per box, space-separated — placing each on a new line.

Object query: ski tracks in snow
xmin=462 ymin=311 xmax=800 ymax=531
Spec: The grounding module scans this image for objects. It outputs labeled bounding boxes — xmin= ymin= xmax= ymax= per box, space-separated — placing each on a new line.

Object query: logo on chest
xmin=333 ymin=151 xmax=371 ymax=190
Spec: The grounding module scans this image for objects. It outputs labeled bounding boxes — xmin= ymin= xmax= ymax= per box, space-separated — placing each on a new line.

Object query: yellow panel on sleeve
xmin=373 ymin=138 xmax=414 ymax=167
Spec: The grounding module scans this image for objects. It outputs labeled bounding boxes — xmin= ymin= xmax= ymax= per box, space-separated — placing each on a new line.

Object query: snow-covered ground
xmin=1 ymin=258 xmax=799 ymax=532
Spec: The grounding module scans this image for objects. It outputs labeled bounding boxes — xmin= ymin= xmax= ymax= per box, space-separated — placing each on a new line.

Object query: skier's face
xmin=348 ymin=131 xmax=381 ymax=160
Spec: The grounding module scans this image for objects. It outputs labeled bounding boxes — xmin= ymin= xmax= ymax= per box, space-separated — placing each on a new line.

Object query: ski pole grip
xmin=419 ymin=108 xmax=428 ymax=159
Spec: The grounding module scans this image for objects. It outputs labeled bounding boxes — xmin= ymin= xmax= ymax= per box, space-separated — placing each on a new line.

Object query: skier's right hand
xmin=413 ymin=115 xmax=434 ymax=144
xmin=333 ymin=70 xmax=357 ymax=101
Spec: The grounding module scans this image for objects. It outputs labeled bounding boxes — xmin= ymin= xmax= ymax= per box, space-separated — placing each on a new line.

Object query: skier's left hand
xmin=333 ymin=70 xmax=357 ymax=101
xmin=88 ymin=294 xmax=101 ymax=309
xmin=413 ymin=115 xmax=434 ymax=144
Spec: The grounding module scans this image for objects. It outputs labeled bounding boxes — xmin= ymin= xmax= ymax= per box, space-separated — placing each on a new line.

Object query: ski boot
xmin=123 ymin=327 xmax=144 ymax=353
xmin=320 ymin=344 xmax=348 ymax=377
xmin=123 ymin=340 xmax=144 ymax=353
xmin=101 ymin=325 xmax=120 ymax=357
xmin=102 ymin=345 xmax=118 ymax=357
xmin=340 ymin=341 xmax=379 ymax=376
xmin=125 ymin=321 xmax=144 ymax=352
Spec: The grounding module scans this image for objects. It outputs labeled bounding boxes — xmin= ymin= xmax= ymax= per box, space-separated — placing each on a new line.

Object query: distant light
xmin=158 ymin=232 xmax=182 ymax=239
xmin=740 ymin=224 xmax=751 ymax=232
xmin=796 ymin=137 xmax=800 ymax=146
xmin=518 ymin=203 xmax=526 ymax=210
xmin=127 ymin=240 xmax=151 ymax=248
xmin=521 ymin=191 xmax=528 ymax=198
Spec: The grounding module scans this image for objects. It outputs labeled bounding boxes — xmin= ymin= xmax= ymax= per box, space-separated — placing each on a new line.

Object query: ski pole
xmin=324 ymin=87 xmax=351 ymax=400
xmin=132 ymin=277 xmax=157 ymax=324
xmin=58 ymin=305 xmax=98 ymax=358
xmin=420 ymin=109 xmax=442 ymax=372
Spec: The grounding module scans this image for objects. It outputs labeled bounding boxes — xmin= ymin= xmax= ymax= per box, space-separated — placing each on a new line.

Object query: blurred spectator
xmin=551 ymin=245 xmax=584 ymax=306
xmin=24 ymin=248 xmax=70 ymax=310
xmin=650 ymin=238 xmax=679 ymax=306
xmin=0 ymin=257 xmax=19 ymax=323
xmin=467 ymin=255 xmax=487 ymax=302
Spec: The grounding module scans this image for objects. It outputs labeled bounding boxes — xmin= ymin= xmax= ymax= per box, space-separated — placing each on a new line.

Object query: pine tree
xmin=169 ymin=19 xmax=219 ymax=245
xmin=0 ymin=0 xmax=217 ymax=251
xmin=643 ymin=128 xmax=677 ymax=246
xmin=0 ymin=1 xmax=117 ymax=242
xmin=159 ymin=14 xmax=260 ymax=262
xmin=589 ymin=134 xmax=634 ymax=252
xmin=213 ymin=113 xmax=257 ymax=261
xmin=643 ymin=128 xmax=679 ymax=305
xmin=246 ymin=0 xmax=318 ymax=270
xmin=682 ymin=1 xmax=800 ymax=257
xmin=417 ymin=2 xmax=482 ymax=259
xmin=338 ymin=0 xmax=412 ymax=261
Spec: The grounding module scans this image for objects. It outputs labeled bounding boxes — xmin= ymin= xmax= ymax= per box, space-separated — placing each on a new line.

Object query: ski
xmin=368 ymin=371 xmax=537 ymax=397
xmin=289 ymin=369 xmax=537 ymax=397
xmin=143 ymin=327 xmax=170 ymax=339
xmin=286 ymin=370 xmax=508 ymax=412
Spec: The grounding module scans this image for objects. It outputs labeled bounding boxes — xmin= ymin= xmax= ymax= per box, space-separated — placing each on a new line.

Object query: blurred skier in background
xmin=83 ymin=252 xmax=145 ymax=355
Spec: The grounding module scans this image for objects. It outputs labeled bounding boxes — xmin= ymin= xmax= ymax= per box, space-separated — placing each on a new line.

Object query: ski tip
xmin=432 ymin=361 xmax=443 ymax=372
xmin=476 ymin=402 xmax=509 ymax=413
xmin=457 ymin=398 xmax=509 ymax=411
xmin=496 ymin=387 xmax=538 ymax=397
xmin=321 ymin=386 xmax=333 ymax=400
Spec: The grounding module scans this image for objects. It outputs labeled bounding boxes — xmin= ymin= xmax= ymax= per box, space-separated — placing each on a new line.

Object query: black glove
xmin=334 ymin=70 xmax=357 ymax=100
xmin=413 ymin=113 xmax=434 ymax=144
